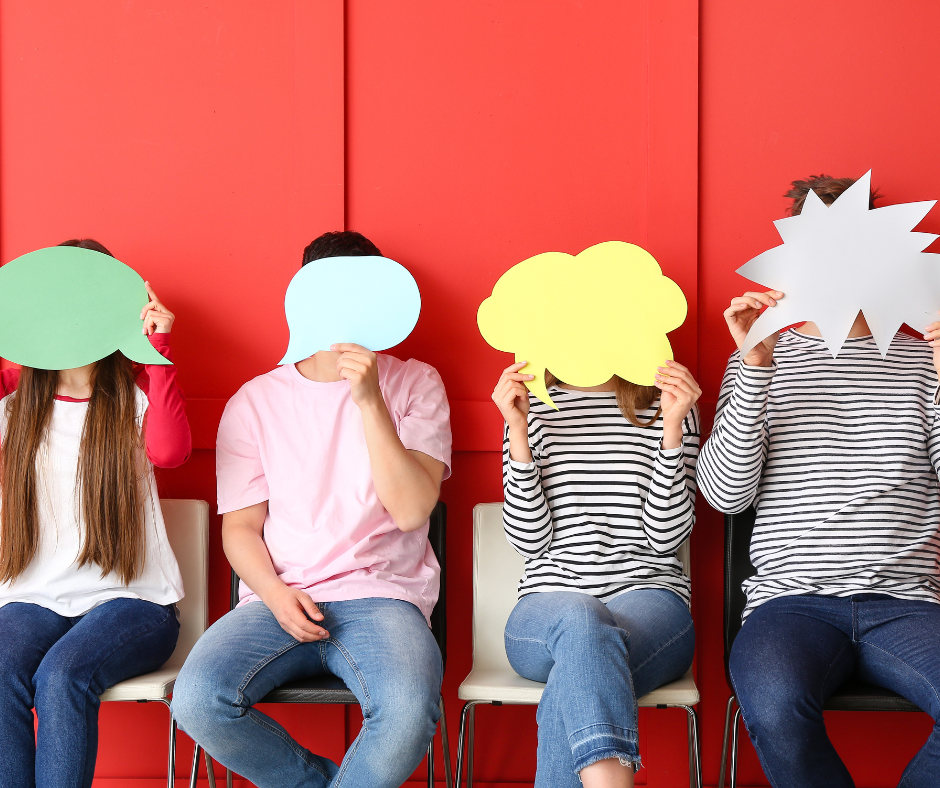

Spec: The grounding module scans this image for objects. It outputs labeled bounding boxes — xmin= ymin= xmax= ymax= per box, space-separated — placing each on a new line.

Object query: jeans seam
xmin=631 ymin=619 xmax=693 ymax=673
xmin=858 ymin=639 xmax=940 ymax=712
xmin=327 ymin=636 xmax=373 ymax=717
xmin=331 ymin=720 xmax=366 ymax=787
xmin=244 ymin=708 xmax=331 ymax=779
xmin=728 ymin=665 xmax=782 ymax=788
xmin=75 ymin=605 xmax=176 ymax=784
xmin=235 ymin=639 xmax=304 ymax=706
xmin=818 ymin=640 xmax=853 ymax=701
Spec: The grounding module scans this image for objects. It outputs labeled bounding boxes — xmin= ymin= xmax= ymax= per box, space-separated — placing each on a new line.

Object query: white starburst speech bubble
xmin=739 ymin=170 xmax=940 ymax=358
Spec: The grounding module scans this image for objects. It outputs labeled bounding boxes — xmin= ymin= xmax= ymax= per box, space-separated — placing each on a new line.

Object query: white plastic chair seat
xmin=458 ymin=666 xmax=699 ymax=707
xmin=99 ymin=664 xmax=182 ymax=702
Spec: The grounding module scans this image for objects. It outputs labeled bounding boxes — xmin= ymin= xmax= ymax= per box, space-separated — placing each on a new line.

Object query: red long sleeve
xmin=0 ymin=368 xmax=21 ymax=398
xmin=134 ymin=333 xmax=192 ymax=468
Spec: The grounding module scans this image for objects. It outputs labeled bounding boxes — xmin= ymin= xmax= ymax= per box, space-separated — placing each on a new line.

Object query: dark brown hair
xmin=302 ymin=231 xmax=382 ymax=267
xmin=0 ymin=239 xmax=148 ymax=585
xmin=784 ymin=175 xmax=882 ymax=216
xmin=544 ymin=372 xmax=661 ymax=427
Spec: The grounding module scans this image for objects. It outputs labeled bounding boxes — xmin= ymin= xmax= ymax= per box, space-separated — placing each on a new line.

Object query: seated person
xmin=698 ymin=175 xmax=940 ymax=788
xmin=173 ymin=231 xmax=451 ymax=788
xmin=0 ymin=239 xmax=189 ymax=788
xmin=493 ymin=355 xmax=701 ymax=788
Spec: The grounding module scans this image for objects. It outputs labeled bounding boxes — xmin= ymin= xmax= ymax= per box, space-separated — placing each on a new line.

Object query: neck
xmin=799 ymin=311 xmax=871 ymax=339
xmin=559 ymin=377 xmax=617 ymax=392
xmin=57 ymin=363 xmax=96 ymax=399
xmin=295 ymin=351 xmax=343 ymax=383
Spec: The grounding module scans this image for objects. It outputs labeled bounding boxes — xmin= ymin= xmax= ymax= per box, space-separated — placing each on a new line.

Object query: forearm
xmin=359 ymin=399 xmax=440 ymax=531
xmin=643 ymin=448 xmax=695 ymax=554
xmin=222 ymin=519 xmax=285 ymax=603
xmin=697 ymin=361 xmax=773 ymax=513
xmin=138 ymin=333 xmax=192 ymax=467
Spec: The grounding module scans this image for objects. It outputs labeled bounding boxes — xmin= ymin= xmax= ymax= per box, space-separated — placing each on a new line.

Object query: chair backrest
xmin=471 ymin=502 xmax=692 ymax=672
xmin=723 ymin=506 xmax=758 ymax=684
xmin=228 ymin=501 xmax=447 ymax=663
xmin=160 ymin=499 xmax=210 ymax=667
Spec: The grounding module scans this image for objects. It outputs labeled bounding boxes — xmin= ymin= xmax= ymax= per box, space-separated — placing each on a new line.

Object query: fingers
xmin=144 ymin=281 xmax=160 ymax=303
xmin=502 ymin=361 xmax=530 ymax=374
xmin=330 ymin=343 xmax=373 ymax=355
xmin=296 ymin=592 xmax=324 ymax=621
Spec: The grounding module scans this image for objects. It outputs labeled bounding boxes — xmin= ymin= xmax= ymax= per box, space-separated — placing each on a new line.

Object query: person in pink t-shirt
xmin=174 ymin=232 xmax=452 ymax=788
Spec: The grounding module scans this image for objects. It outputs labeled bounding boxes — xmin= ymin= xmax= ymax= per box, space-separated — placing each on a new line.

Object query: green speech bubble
xmin=0 ymin=246 xmax=171 ymax=370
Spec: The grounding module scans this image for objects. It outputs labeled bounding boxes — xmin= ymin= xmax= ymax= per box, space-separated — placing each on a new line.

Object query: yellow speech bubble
xmin=477 ymin=241 xmax=687 ymax=409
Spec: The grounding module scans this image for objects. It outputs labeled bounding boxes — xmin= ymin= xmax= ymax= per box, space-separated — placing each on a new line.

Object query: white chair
xmin=455 ymin=502 xmax=701 ymax=788
xmin=98 ymin=499 xmax=210 ymax=788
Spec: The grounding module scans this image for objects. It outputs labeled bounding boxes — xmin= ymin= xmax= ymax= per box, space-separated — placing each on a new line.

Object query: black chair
xmin=190 ymin=502 xmax=452 ymax=788
xmin=718 ymin=505 xmax=922 ymax=787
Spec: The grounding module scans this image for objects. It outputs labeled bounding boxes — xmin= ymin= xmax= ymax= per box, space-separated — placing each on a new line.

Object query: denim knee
xmin=33 ymin=659 xmax=92 ymax=712
xmin=172 ymin=657 xmax=239 ymax=738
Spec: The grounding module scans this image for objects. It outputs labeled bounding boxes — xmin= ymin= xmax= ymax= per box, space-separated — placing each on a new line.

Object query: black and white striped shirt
xmin=698 ymin=329 xmax=940 ymax=619
xmin=502 ymin=387 xmax=699 ymax=605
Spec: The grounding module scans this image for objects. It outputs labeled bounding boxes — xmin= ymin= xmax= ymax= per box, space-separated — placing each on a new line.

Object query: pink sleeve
xmin=135 ymin=333 xmax=192 ymax=468
xmin=216 ymin=388 xmax=270 ymax=514
xmin=398 ymin=362 xmax=453 ymax=480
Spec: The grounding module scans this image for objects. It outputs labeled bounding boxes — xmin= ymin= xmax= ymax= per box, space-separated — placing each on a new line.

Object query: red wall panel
xmin=4 ymin=1 xmax=939 ymax=787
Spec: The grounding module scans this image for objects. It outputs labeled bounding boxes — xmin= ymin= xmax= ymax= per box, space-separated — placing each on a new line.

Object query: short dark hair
xmin=301 ymin=231 xmax=382 ymax=266
xmin=784 ymin=175 xmax=882 ymax=216
xmin=58 ymin=238 xmax=114 ymax=257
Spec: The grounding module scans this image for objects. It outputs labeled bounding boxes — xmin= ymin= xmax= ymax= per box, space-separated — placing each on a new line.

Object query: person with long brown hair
xmin=493 ymin=359 xmax=701 ymax=788
xmin=0 ymin=239 xmax=191 ymax=788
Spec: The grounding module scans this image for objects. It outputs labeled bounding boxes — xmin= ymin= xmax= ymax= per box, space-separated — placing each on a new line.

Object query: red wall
xmin=2 ymin=2 xmax=939 ymax=786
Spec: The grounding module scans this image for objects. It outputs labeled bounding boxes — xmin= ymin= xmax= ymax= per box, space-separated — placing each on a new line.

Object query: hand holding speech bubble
xmin=477 ymin=241 xmax=687 ymax=409
xmin=280 ymin=256 xmax=421 ymax=364
xmin=0 ymin=246 xmax=171 ymax=370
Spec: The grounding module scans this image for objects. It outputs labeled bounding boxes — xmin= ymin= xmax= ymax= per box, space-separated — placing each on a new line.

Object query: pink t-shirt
xmin=216 ymin=355 xmax=452 ymax=623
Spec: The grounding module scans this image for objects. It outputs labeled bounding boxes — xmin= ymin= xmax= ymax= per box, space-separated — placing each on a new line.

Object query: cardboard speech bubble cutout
xmin=739 ymin=170 xmax=940 ymax=358
xmin=0 ymin=246 xmax=171 ymax=370
xmin=477 ymin=241 xmax=688 ymax=409
xmin=280 ymin=256 xmax=421 ymax=364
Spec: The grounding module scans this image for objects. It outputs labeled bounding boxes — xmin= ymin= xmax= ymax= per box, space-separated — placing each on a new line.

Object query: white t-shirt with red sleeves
xmin=216 ymin=355 xmax=452 ymax=623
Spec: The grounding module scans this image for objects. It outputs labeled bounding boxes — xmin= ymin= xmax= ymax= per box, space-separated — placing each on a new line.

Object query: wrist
xmin=661 ymin=420 xmax=683 ymax=450
xmin=742 ymin=351 xmax=772 ymax=367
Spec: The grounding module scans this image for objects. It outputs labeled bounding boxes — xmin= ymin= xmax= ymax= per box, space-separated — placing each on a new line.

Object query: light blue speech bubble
xmin=279 ymin=255 xmax=422 ymax=364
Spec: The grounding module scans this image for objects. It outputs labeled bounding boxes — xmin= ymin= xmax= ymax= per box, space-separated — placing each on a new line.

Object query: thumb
xmin=295 ymin=591 xmax=324 ymax=621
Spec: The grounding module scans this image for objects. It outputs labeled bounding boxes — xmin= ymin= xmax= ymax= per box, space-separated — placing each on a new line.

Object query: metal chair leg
xmin=427 ymin=729 xmax=435 ymax=788
xmin=158 ymin=700 xmax=177 ymax=788
xmin=440 ymin=697 xmax=453 ymax=788
xmin=205 ymin=752 xmax=217 ymax=788
xmin=719 ymin=695 xmax=736 ymax=788
xmin=225 ymin=767 xmax=233 ymax=788
xmin=455 ymin=700 xmax=482 ymax=788
xmin=729 ymin=705 xmax=743 ymax=788
xmin=189 ymin=744 xmax=202 ymax=788
xmin=678 ymin=706 xmax=702 ymax=788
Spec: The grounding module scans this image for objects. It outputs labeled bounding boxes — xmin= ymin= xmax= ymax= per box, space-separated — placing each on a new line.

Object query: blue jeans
xmin=504 ymin=589 xmax=694 ymax=787
xmin=0 ymin=599 xmax=180 ymax=788
xmin=730 ymin=593 xmax=940 ymax=788
xmin=172 ymin=598 xmax=443 ymax=788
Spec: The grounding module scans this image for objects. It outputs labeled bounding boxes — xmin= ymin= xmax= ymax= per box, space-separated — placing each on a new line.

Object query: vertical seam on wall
xmin=645 ymin=0 xmax=651 ymax=249
xmin=343 ymin=0 xmax=349 ymax=231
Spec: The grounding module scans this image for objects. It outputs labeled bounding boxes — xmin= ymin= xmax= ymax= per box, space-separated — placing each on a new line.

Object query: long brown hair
xmin=544 ymin=372 xmax=661 ymax=427
xmin=0 ymin=240 xmax=149 ymax=586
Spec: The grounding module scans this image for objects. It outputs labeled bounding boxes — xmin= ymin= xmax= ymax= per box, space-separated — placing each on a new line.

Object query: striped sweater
xmin=502 ymin=387 xmax=699 ymax=605
xmin=698 ymin=329 xmax=940 ymax=619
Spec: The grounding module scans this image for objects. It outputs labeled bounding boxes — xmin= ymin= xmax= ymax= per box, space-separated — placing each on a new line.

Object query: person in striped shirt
xmin=493 ymin=356 xmax=701 ymax=788
xmin=698 ymin=175 xmax=940 ymax=788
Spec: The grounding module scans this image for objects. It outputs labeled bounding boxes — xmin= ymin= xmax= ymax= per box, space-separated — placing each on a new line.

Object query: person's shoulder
xmin=379 ymin=354 xmax=443 ymax=388
xmin=223 ymin=366 xmax=294 ymax=415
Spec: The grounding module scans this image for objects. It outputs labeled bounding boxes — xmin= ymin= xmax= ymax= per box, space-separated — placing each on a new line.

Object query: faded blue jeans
xmin=172 ymin=598 xmax=442 ymax=788
xmin=0 ymin=599 xmax=180 ymax=788
xmin=730 ymin=593 xmax=940 ymax=788
xmin=504 ymin=589 xmax=694 ymax=787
